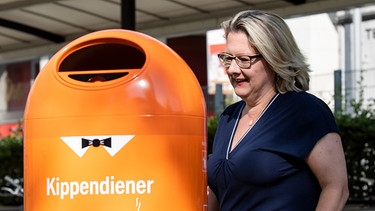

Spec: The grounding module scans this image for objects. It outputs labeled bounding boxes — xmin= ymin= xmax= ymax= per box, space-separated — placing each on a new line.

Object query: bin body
xmin=24 ymin=29 xmax=207 ymax=210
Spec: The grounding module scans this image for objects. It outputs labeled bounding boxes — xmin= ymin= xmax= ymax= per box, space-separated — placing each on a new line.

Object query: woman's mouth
xmin=234 ymin=78 xmax=247 ymax=85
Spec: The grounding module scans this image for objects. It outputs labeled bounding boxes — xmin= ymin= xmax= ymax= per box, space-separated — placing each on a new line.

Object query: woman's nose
xmin=226 ymin=59 xmax=240 ymax=73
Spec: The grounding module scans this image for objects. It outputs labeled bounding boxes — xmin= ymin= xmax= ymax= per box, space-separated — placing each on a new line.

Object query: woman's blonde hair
xmin=221 ymin=10 xmax=310 ymax=93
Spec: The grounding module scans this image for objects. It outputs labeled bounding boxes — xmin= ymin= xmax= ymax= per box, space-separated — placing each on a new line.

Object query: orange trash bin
xmin=24 ymin=29 xmax=207 ymax=211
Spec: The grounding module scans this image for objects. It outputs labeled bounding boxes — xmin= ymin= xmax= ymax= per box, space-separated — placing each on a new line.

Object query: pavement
xmin=0 ymin=206 xmax=22 ymax=211
xmin=0 ymin=204 xmax=374 ymax=211
xmin=344 ymin=204 xmax=375 ymax=211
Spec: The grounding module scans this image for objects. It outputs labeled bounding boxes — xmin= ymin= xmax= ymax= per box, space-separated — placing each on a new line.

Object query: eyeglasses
xmin=217 ymin=52 xmax=262 ymax=69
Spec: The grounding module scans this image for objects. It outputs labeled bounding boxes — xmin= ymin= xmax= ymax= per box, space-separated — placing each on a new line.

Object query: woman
xmin=207 ymin=10 xmax=349 ymax=210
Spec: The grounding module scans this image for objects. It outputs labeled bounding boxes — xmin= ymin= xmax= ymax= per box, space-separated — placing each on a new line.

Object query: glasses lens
xmin=236 ymin=56 xmax=251 ymax=68
xmin=218 ymin=54 xmax=232 ymax=67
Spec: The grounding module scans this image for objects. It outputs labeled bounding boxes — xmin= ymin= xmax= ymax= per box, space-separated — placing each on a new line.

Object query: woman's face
xmin=225 ymin=31 xmax=276 ymax=101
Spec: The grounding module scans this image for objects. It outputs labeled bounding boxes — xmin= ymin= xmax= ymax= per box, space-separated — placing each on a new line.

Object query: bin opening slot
xmin=59 ymin=43 xmax=146 ymax=72
xmin=69 ymin=72 xmax=129 ymax=82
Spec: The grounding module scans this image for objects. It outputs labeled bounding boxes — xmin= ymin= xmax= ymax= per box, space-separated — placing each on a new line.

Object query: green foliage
xmin=207 ymin=115 xmax=218 ymax=155
xmin=0 ymin=123 xmax=23 ymax=205
xmin=336 ymin=97 xmax=375 ymax=202
xmin=0 ymin=136 xmax=23 ymax=178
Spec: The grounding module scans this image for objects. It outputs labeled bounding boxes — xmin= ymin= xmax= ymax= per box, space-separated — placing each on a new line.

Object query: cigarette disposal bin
xmin=24 ymin=29 xmax=207 ymax=210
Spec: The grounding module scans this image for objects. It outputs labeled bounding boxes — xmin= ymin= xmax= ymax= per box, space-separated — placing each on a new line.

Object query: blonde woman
xmin=207 ymin=10 xmax=349 ymax=211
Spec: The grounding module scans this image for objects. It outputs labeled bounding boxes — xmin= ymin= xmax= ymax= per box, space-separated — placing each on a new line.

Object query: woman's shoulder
xmin=277 ymin=91 xmax=337 ymax=128
xmin=280 ymin=91 xmax=330 ymax=110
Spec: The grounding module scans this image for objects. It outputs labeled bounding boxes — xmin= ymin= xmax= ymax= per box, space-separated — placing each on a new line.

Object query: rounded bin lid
xmin=24 ymin=29 xmax=206 ymax=119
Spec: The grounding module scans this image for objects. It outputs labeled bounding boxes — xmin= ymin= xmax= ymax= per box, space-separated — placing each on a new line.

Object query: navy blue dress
xmin=207 ymin=91 xmax=340 ymax=211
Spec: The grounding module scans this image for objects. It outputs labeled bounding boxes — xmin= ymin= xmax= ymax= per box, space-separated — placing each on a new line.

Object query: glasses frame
xmin=217 ymin=52 xmax=262 ymax=69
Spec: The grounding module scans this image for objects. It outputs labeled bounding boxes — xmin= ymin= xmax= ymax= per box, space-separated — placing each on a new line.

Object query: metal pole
xmin=215 ymin=83 xmax=224 ymax=116
xmin=334 ymin=69 xmax=342 ymax=113
xmin=343 ymin=22 xmax=353 ymax=114
xmin=121 ymin=0 xmax=135 ymax=30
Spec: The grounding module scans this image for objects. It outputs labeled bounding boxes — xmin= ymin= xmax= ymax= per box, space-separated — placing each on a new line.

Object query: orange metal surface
xmin=24 ymin=29 xmax=207 ymax=210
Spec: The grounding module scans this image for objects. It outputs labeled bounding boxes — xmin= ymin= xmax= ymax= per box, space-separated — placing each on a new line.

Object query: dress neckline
xmin=226 ymin=93 xmax=280 ymax=159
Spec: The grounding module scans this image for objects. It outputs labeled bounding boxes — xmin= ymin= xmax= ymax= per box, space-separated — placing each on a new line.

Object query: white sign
xmin=362 ymin=19 xmax=375 ymax=70
xmin=206 ymin=29 xmax=233 ymax=94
